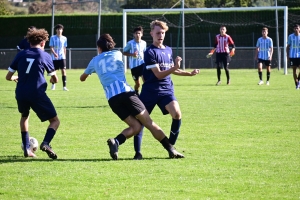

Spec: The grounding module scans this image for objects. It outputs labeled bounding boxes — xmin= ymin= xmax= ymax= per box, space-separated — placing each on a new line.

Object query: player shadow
xmin=0 ymin=155 xmax=172 ymax=163
xmin=55 ymin=105 xmax=109 ymax=109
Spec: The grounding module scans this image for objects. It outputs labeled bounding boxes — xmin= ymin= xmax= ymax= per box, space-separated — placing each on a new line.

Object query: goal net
xmin=123 ymin=7 xmax=288 ymax=73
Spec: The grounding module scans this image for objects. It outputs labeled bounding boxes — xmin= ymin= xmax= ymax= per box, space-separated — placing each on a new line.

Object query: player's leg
xmin=266 ymin=61 xmax=271 ymax=85
xmin=215 ymin=53 xmax=221 ymax=85
xmin=257 ymin=60 xmax=264 ymax=85
xmin=165 ymin=100 xmax=182 ymax=145
xmin=17 ymin=99 xmax=36 ymax=158
xmin=136 ymin=109 xmax=184 ymax=159
xmin=61 ymin=59 xmax=68 ymax=91
xmin=51 ymin=61 xmax=59 ymax=90
xmin=224 ymin=54 xmax=230 ymax=85
xmin=131 ymin=65 xmax=143 ymax=95
xmin=292 ymin=64 xmax=298 ymax=89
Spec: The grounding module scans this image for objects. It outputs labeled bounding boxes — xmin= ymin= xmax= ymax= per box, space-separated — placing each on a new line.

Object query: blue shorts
xmin=16 ymin=94 xmax=57 ymax=122
xmin=139 ymin=92 xmax=177 ymax=115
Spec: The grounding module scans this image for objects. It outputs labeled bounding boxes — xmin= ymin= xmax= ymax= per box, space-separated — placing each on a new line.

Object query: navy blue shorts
xmin=289 ymin=58 xmax=300 ymax=67
xmin=108 ymin=92 xmax=145 ymax=120
xmin=16 ymin=94 xmax=57 ymax=122
xmin=139 ymin=92 xmax=177 ymax=115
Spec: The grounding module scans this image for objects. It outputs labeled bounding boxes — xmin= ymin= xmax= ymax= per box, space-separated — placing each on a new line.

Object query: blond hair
xmin=150 ymin=20 xmax=169 ymax=31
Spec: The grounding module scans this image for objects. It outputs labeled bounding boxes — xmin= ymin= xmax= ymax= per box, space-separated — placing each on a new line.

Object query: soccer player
xmin=255 ymin=27 xmax=273 ymax=85
xmin=207 ymin=25 xmax=235 ymax=85
xmin=132 ymin=20 xmax=199 ymax=160
xmin=286 ymin=24 xmax=300 ymax=89
xmin=17 ymin=26 xmax=36 ymax=51
xmin=49 ymin=24 xmax=68 ymax=91
xmin=122 ymin=26 xmax=147 ymax=95
xmin=80 ymin=33 xmax=184 ymax=160
xmin=5 ymin=28 xmax=60 ymax=159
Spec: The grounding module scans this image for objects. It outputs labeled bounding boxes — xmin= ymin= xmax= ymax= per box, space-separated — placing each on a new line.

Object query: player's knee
xmin=21 ymin=110 xmax=30 ymax=118
xmin=132 ymin=122 xmax=142 ymax=135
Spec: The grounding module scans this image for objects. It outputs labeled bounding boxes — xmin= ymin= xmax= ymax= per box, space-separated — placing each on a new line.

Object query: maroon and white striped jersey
xmin=214 ymin=34 xmax=235 ymax=53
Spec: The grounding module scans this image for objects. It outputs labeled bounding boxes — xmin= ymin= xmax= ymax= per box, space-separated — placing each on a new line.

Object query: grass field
xmin=0 ymin=69 xmax=299 ymax=199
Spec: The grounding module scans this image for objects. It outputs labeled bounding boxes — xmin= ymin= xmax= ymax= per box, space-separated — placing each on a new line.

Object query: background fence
xmin=0 ymin=47 xmax=285 ymax=70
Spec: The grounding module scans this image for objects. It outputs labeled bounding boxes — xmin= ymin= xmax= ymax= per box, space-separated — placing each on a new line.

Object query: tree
xmin=0 ymin=0 xmax=14 ymax=15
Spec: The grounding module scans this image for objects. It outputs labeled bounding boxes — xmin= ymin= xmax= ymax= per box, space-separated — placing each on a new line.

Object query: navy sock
xmin=115 ymin=134 xmax=126 ymax=146
xmin=134 ymin=127 xmax=144 ymax=153
xmin=43 ymin=128 xmax=56 ymax=144
xmin=169 ymin=119 xmax=181 ymax=145
xmin=21 ymin=131 xmax=30 ymax=149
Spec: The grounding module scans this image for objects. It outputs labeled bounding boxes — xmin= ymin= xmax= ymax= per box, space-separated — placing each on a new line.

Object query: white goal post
xmin=123 ymin=6 xmax=288 ymax=74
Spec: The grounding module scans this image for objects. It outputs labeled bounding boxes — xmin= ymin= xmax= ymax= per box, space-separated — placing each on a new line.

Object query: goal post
xmin=123 ymin=6 xmax=288 ymax=74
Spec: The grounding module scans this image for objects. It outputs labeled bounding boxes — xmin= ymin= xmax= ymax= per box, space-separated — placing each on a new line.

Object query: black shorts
xmin=257 ymin=59 xmax=271 ymax=67
xmin=53 ymin=59 xmax=66 ymax=70
xmin=215 ymin=53 xmax=231 ymax=68
xmin=289 ymin=58 xmax=300 ymax=67
xmin=108 ymin=92 xmax=145 ymax=120
xmin=131 ymin=64 xmax=144 ymax=81
xmin=16 ymin=94 xmax=57 ymax=122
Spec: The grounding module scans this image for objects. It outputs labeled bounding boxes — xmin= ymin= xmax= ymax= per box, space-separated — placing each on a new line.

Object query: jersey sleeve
xmin=84 ymin=57 xmax=96 ymax=75
xmin=123 ymin=42 xmax=131 ymax=52
xmin=256 ymin=38 xmax=260 ymax=48
xmin=49 ymin=36 xmax=54 ymax=47
xmin=43 ymin=53 xmax=56 ymax=75
xmin=269 ymin=38 xmax=273 ymax=47
xmin=64 ymin=37 xmax=68 ymax=47
xmin=287 ymin=35 xmax=291 ymax=45
xmin=228 ymin=36 xmax=234 ymax=45
xmin=144 ymin=49 xmax=158 ymax=70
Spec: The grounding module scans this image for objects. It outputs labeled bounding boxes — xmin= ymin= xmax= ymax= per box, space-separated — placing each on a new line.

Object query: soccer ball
xmin=21 ymin=137 xmax=39 ymax=153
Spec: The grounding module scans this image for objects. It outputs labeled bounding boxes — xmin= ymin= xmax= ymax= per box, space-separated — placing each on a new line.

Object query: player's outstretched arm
xmin=173 ymin=69 xmax=199 ymax=76
xmin=80 ymin=73 xmax=89 ymax=82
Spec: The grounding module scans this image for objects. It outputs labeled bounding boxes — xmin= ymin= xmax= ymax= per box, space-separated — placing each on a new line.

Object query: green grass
xmin=0 ymin=69 xmax=299 ymax=199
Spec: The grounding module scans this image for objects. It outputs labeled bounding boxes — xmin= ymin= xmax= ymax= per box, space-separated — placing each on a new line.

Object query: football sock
xmin=62 ymin=76 xmax=67 ymax=87
xmin=160 ymin=137 xmax=173 ymax=151
xmin=21 ymin=131 xmax=30 ymax=149
xmin=115 ymin=134 xmax=126 ymax=146
xmin=225 ymin=68 xmax=230 ymax=81
xmin=169 ymin=119 xmax=181 ymax=145
xmin=259 ymin=71 xmax=262 ymax=80
xmin=134 ymin=127 xmax=144 ymax=153
xmin=267 ymin=71 xmax=270 ymax=81
xmin=43 ymin=128 xmax=56 ymax=144
xmin=217 ymin=67 xmax=221 ymax=81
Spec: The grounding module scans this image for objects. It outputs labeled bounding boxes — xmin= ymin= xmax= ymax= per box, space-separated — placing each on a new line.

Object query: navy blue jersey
xmin=8 ymin=48 xmax=55 ymax=98
xmin=142 ymin=44 xmax=174 ymax=94
xmin=17 ymin=38 xmax=31 ymax=51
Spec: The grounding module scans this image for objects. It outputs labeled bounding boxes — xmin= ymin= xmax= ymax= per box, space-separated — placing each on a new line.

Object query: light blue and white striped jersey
xmin=287 ymin=33 xmax=300 ymax=58
xmin=123 ymin=39 xmax=147 ymax=69
xmin=84 ymin=50 xmax=133 ymax=100
xmin=256 ymin=36 xmax=273 ymax=60
xmin=49 ymin=35 xmax=67 ymax=60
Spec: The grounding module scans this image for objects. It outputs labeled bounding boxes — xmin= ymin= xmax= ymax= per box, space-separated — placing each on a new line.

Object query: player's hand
xmin=230 ymin=51 xmax=235 ymax=57
xmin=190 ymin=69 xmax=200 ymax=76
xmin=11 ymin=76 xmax=18 ymax=82
xmin=133 ymin=51 xmax=138 ymax=58
xmin=174 ymin=56 xmax=182 ymax=69
xmin=206 ymin=53 xmax=213 ymax=58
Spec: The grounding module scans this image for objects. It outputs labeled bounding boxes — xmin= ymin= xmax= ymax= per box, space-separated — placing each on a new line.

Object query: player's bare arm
xmin=5 ymin=71 xmax=18 ymax=82
xmin=80 ymin=73 xmax=90 ymax=82
xmin=173 ymin=69 xmax=199 ymax=76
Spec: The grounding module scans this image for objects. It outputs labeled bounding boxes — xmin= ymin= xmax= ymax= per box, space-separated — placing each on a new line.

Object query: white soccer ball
xmin=21 ymin=137 xmax=39 ymax=153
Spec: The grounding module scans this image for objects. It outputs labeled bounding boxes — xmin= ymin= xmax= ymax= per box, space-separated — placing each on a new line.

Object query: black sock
xmin=169 ymin=119 xmax=181 ymax=145
xmin=217 ymin=67 xmax=221 ymax=81
xmin=160 ymin=137 xmax=173 ymax=151
xmin=43 ymin=128 xmax=56 ymax=144
xmin=135 ymin=90 xmax=139 ymax=96
xmin=267 ymin=71 xmax=270 ymax=81
xmin=62 ymin=76 xmax=66 ymax=87
xmin=115 ymin=134 xmax=126 ymax=146
xmin=134 ymin=127 xmax=143 ymax=153
xmin=225 ymin=68 xmax=230 ymax=81
xmin=21 ymin=131 xmax=30 ymax=149
xmin=259 ymin=71 xmax=262 ymax=80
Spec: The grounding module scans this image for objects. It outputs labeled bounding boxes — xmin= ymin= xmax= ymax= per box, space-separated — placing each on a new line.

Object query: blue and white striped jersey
xmin=287 ymin=33 xmax=300 ymax=58
xmin=84 ymin=50 xmax=133 ymax=100
xmin=49 ymin=35 xmax=67 ymax=60
xmin=123 ymin=39 xmax=147 ymax=69
xmin=256 ymin=37 xmax=273 ymax=60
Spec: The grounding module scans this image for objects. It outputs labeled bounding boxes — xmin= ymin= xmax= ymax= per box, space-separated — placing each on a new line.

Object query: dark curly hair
xmin=26 ymin=28 xmax=49 ymax=46
xmin=96 ymin=34 xmax=116 ymax=52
